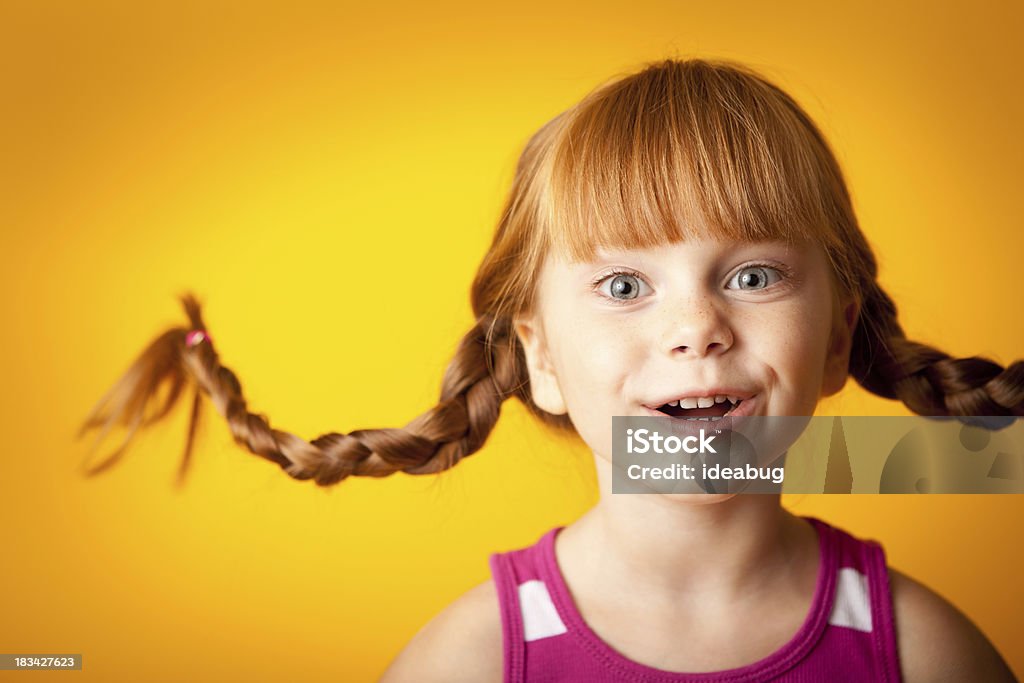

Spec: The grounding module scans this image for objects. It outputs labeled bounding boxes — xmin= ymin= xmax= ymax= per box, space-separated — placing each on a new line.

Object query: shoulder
xmin=887 ymin=568 xmax=1016 ymax=682
xmin=379 ymin=578 xmax=504 ymax=683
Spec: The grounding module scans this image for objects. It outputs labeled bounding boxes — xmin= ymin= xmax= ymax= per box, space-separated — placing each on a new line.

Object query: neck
xmin=558 ymin=456 xmax=812 ymax=599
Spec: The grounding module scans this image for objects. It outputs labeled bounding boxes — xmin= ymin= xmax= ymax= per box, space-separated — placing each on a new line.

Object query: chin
xmin=658 ymin=492 xmax=742 ymax=505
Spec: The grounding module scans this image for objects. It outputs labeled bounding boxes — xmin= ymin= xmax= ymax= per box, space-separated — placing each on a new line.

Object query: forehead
xmin=541 ymin=170 xmax=828 ymax=269
xmin=545 ymin=236 xmax=819 ymax=271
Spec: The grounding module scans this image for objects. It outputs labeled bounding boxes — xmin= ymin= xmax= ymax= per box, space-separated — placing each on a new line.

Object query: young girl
xmin=80 ymin=58 xmax=1020 ymax=681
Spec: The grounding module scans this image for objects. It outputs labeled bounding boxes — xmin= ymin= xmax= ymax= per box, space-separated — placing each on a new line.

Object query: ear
xmin=821 ymin=296 xmax=861 ymax=398
xmin=513 ymin=315 xmax=568 ymax=415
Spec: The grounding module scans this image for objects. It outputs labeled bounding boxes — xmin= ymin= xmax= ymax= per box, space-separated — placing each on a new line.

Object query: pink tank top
xmin=488 ymin=516 xmax=902 ymax=682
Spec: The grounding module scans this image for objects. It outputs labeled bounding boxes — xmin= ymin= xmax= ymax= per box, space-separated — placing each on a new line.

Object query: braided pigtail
xmin=850 ymin=280 xmax=1024 ymax=417
xmin=79 ymin=294 xmax=527 ymax=486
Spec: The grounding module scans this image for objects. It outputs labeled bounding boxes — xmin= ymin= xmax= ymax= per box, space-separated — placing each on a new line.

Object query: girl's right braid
xmin=398 ymin=313 xmax=522 ymax=475
xmin=850 ymin=280 xmax=1024 ymax=417
xmin=79 ymin=294 xmax=524 ymax=486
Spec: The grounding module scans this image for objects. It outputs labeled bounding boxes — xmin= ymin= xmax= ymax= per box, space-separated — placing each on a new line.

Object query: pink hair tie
xmin=185 ymin=330 xmax=211 ymax=347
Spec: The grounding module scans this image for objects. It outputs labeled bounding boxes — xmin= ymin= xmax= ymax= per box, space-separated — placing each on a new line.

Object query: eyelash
xmin=590 ymin=262 xmax=794 ymax=304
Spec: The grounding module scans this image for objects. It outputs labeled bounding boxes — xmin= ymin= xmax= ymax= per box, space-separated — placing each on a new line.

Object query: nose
xmin=662 ymin=293 xmax=734 ymax=358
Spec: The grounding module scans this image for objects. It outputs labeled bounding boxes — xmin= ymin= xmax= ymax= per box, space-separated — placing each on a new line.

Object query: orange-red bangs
xmin=542 ymin=60 xmax=847 ymax=264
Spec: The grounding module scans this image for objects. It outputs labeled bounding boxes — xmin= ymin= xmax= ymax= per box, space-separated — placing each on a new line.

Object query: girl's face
xmin=514 ymin=236 xmax=859 ymax=461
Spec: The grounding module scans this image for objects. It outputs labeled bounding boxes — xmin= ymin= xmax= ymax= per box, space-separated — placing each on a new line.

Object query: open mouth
xmin=654 ymin=395 xmax=743 ymax=421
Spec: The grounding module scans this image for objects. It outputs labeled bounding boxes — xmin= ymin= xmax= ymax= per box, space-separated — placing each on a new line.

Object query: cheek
xmin=770 ymin=299 xmax=833 ymax=401
xmin=555 ymin=312 xmax=639 ymax=404
xmin=546 ymin=310 xmax=642 ymax=456
xmin=778 ymin=310 xmax=827 ymax=359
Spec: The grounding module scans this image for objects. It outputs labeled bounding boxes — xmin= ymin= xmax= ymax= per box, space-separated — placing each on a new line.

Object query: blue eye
xmin=608 ymin=274 xmax=640 ymax=299
xmin=593 ymin=269 xmax=650 ymax=302
xmin=730 ymin=265 xmax=783 ymax=291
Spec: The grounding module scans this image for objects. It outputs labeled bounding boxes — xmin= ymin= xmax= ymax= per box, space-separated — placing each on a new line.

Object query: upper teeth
xmin=667 ymin=394 xmax=739 ymax=408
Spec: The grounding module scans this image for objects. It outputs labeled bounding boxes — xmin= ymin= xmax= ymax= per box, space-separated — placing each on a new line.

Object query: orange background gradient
xmin=2 ymin=1 xmax=1021 ymax=680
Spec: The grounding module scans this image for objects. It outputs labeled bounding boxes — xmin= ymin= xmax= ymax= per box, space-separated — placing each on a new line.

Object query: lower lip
xmin=641 ymin=395 xmax=757 ymax=420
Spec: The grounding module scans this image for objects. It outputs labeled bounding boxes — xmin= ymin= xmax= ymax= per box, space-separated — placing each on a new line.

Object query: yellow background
xmin=2 ymin=1 xmax=1022 ymax=680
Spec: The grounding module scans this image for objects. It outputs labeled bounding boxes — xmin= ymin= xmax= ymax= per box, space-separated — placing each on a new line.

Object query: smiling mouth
xmin=654 ymin=397 xmax=743 ymax=420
